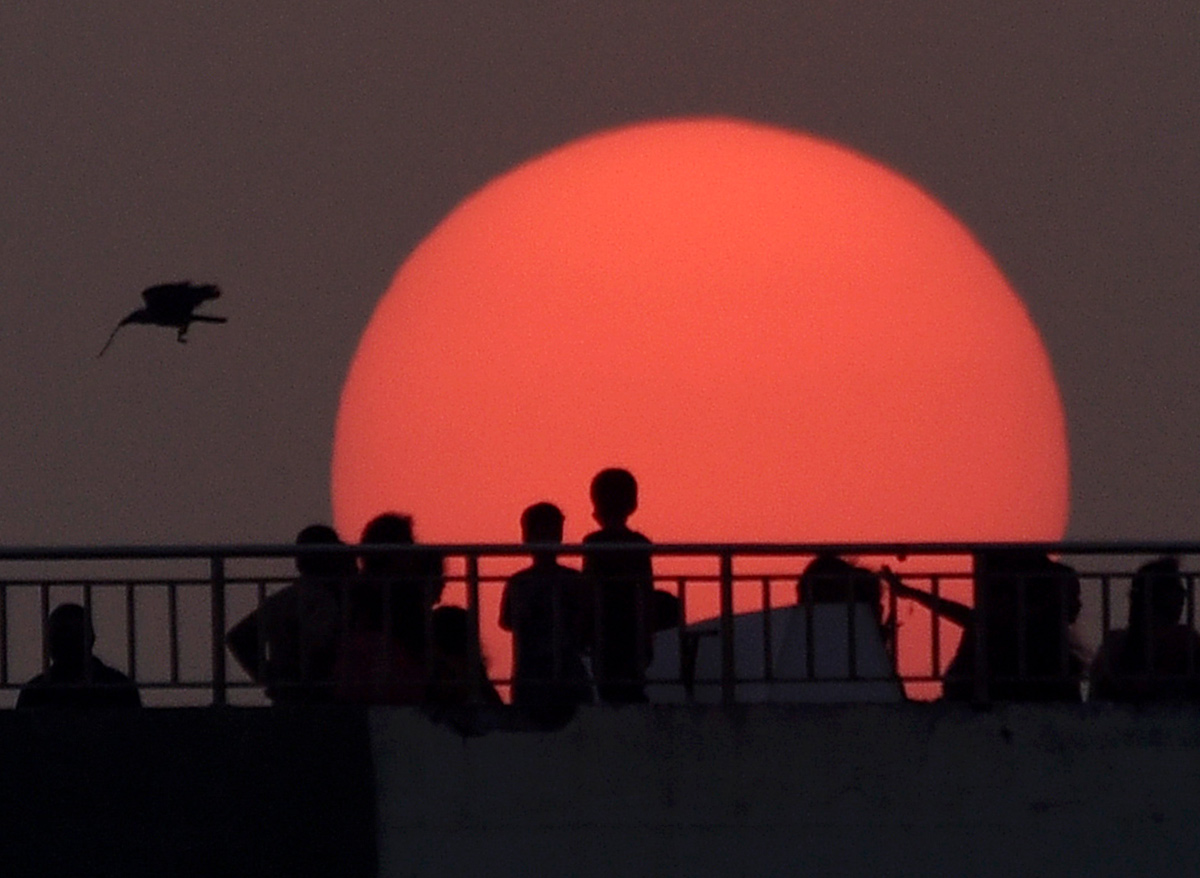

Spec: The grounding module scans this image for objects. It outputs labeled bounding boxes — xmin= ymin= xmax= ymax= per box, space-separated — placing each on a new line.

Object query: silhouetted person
xmin=799 ymin=554 xmax=894 ymax=645
xmin=500 ymin=502 xmax=593 ymax=725
xmin=97 ymin=281 xmax=227 ymax=355
xmin=583 ymin=468 xmax=654 ymax=704
xmin=427 ymin=605 xmax=503 ymax=707
xmin=791 ymin=553 xmax=903 ymax=692
xmin=17 ymin=603 xmax=141 ymax=708
xmin=227 ymin=524 xmax=355 ymax=703
xmin=1091 ymin=556 xmax=1200 ymax=703
xmin=885 ymin=550 xmax=1083 ymax=702
xmin=334 ymin=512 xmax=444 ymax=704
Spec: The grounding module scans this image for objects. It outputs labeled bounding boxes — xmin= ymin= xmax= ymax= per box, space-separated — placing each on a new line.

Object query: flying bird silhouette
xmin=97 ymin=282 xmax=228 ymax=357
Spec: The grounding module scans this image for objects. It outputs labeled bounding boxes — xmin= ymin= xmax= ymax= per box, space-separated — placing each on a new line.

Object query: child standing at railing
xmin=582 ymin=468 xmax=655 ymax=704
xmin=500 ymin=502 xmax=593 ymax=726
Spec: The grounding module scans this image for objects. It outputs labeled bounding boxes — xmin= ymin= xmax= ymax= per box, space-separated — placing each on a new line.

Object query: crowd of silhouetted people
xmin=13 ymin=467 xmax=1200 ymax=723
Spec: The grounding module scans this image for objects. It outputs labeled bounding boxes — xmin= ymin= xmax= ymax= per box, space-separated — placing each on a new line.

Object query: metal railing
xmin=0 ymin=541 xmax=1197 ymax=707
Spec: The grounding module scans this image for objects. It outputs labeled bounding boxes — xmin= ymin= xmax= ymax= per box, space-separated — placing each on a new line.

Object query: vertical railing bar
xmin=931 ymin=575 xmax=942 ymax=682
xmin=551 ymin=555 xmax=564 ymax=690
xmin=210 ymin=555 xmax=227 ymax=707
xmin=718 ymin=552 xmax=735 ymax=706
xmin=886 ymin=568 xmax=899 ymax=675
xmin=466 ymin=553 xmax=483 ymax=701
xmin=635 ymin=567 xmax=648 ymax=686
xmin=760 ymin=576 xmax=774 ymax=684
xmin=298 ymin=573 xmax=312 ymax=692
xmin=846 ymin=570 xmax=858 ymax=681
xmin=255 ymin=580 xmax=268 ymax=687
xmin=168 ymin=582 xmax=180 ymax=685
xmin=973 ymin=560 xmax=989 ymax=705
xmin=40 ymin=583 xmax=50 ymax=672
xmin=1100 ymin=573 xmax=1112 ymax=658
xmin=1059 ymin=571 xmax=1070 ymax=681
xmin=82 ymin=580 xmax=95 ymax=684
xmin=339 ymin=572 xmax=351 ymax=693
xmin=125 ymin=580 xmax=137 ymax=684
xmin=0 ymin=580 xmax=7 ymax=685
xmin=1016 ymin=572 xmax=1028 ymax=683
xmin=592 ymin=559 xmax=605 ymax=694
xmin=675 ymin=576 xmax=690 ymax=699
xmin=804 ymin=564 xmax=816 ymax=681
xmin=1143 ymin=568 xmax=1154 ymax=675
xmin=1185 ymin=572 xmax=1196 ymax=676
xmin=423 ymin=568 xmax=436 ymax=694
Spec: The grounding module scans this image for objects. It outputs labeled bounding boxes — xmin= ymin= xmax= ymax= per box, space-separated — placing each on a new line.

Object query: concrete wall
xmin=0 ymin=708 xmax=377 ymax=878
xmin=373 ymin=704 xmax=1200 ymax=878
xmin=2 ymin=704 xmax=1198 ymax=877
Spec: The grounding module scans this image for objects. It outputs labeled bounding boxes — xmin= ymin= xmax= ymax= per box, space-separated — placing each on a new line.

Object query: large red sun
xmin=332 ymin=117 xmax=1069 ymax=690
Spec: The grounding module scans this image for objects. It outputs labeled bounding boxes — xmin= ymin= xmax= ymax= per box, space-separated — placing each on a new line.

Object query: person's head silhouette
xmin=1130 ymin=556 xmax=1186 ymax=627
xmin=46 ymin=603 xmax=94 ymax=671
xmin=797 ymin=554 xmax=881 ymax=608
xmin=590 ymin=468 xmax=638 ymax=527
xmin=294 ymin=523 xmax=355 ymax=578
xmin=522 ymin=502 xmax=564 ymax=564
xmin=359 ymin=512 xmax=415 ymax=576
xmin=522 ymin=502 xmax=565 ymax=543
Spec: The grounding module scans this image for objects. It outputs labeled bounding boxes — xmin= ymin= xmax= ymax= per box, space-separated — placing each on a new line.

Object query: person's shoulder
xmin=21 ymin=670 xmax=50 ymax=688
xmin=506 ymin=564 xmax=538 ymax=583
xmin=16 ymin=672 xmax=51 ymax=706
xmin=584 ymin=527 xmax=650 ymax=544
xmin=551 ymin=562 xmax=586 ymax=582
xmin=262 ymin=581 xmax=303 ymax=613
xmin=91 ymin=658 xmax=135 ymax=685
xmin=503 ymin=565 xmax=540 ymax=594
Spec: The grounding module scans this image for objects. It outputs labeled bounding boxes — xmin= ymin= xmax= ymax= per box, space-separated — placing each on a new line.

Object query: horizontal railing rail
xmin=0 ymin=542 xmax=1196 ymax=708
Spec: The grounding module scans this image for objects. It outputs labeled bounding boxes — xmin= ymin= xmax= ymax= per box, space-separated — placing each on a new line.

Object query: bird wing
xmin=141 ymin=282 xmax=220 ymax=312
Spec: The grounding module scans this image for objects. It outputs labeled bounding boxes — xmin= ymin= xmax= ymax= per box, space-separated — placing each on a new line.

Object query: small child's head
xmin=590 ymin=468 xmax=638 ymax=526
xmin=521 ymin=502 xmax=565 ymax=544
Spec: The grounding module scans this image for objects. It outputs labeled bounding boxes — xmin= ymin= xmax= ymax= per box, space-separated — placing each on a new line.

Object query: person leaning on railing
xmin=1090 ymin=556 xmax=1200 ymax=703
xmin=227 ymin=524 xmax=356 ymax=704
xmin=883 ymin=550 xmax=1084 ymax=702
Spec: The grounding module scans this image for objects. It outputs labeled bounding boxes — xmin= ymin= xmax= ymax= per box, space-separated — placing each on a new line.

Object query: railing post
xmin=973 ymin=562 xmax=989 ymax=706
xmin=719 ymin=551 xmax=735 ymax=706
xmin=466 ymin=553 xmax=483 ymax=702
xmin=210 ymin=554 xmax=227 ymax=707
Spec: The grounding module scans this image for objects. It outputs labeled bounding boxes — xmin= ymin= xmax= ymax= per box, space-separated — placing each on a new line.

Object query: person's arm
xmin=498 ymin=581 xmax=514 ymax=632
xmin=880 ymin=566 xmax=974 ymax=628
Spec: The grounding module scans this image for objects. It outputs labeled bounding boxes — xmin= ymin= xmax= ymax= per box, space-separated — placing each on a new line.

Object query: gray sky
xmin=2 ymin=2 xmax=1197 ymax=546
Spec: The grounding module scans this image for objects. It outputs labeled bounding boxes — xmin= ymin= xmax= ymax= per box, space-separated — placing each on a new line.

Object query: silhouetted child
xmin=1091 ymin=556 xmax=1200 ymax=702
xmin=227 ymin=524 xmax=354 ymax=703
xmin=500 ymin=502 xmax=592 ymax=724
xmin=582 ymin=468 xmax=654 ymax=704
xmin=18 ymin=603 xmax=141 ymax=708
xmin=428 ymin=605 xmax=503 ymax=707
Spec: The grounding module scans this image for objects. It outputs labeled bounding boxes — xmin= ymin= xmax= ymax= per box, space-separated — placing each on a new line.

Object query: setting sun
xmin=331 ymin=117 xmax=1069 ymax=687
